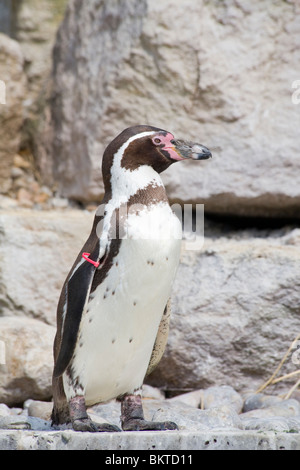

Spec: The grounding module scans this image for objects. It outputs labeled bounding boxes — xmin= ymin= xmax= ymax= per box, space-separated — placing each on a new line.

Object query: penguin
xmin=51 ymin=125 xmax=211 ymax=432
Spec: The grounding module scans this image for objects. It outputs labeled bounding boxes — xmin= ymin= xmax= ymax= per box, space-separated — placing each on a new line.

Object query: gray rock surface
xmin=42 ymin=0 xmax=300 ymax=218
xmin=0 ymin=415 xmax=50 ymax=431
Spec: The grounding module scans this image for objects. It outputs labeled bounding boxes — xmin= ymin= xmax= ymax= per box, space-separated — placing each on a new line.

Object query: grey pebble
xmin=0 ymin=415 xmax=52 ymax=431
xmin=243 ymin=393 xmax=283 ymax=412
xmin=240 ymin=399 xmax=300 ymax=419
xmin=202 ymin=385 xmax=244 ymax=413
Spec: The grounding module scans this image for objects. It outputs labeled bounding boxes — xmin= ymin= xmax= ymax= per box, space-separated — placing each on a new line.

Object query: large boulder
xmin=42 ymin=0 xmax=300 ymax=217
xmin=0 ymin=209 xmax=92 ymax=325
xmin=148 ymin=228 xmax=300 ymax=394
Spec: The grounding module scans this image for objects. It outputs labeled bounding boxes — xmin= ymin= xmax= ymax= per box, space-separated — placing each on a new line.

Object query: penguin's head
xmin=102 ymin=125 xmax=212 ymax=192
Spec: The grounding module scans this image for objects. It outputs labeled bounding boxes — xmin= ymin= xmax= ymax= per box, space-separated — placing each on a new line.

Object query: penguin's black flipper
xmin=53 ymin=242 xmax=102 ymax=378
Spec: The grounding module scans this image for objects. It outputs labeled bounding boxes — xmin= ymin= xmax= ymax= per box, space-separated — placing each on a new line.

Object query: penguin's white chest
xmin=63 ymin=204 xmax=182 ymax=405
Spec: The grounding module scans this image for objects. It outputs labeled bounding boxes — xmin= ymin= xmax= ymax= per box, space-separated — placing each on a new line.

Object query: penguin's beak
xmin=170 ymin=139 xmax=212 ymax=161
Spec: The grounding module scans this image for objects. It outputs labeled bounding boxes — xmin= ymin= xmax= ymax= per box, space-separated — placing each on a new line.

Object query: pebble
xmin=202 ymin=385 xmax=244 ymax=413
xmin=0 ymin=404 xmax=10 ymax=417
xmin=0 ymin=386 xmax=299 ymax=433
xmin=2 ymin=151 xmax=73 ymax=212
xmin=142 ymin=384 xmax=165 ymax=401
xmin=243 ymin=393 xmax=283 ymax=412
xmin=168 ymin=385 xmax=243 ymax=413
xmin=11 ymin=167 xmax=24 ymax=179
xmin=168 ymin=389 xmax=203 ymax=408
xmin=13 ymin=154 xmax=31 ymax=170
xmin=240 ymin=399 xmax=300 ymax=419
xmin=50 ymin=197 xmax=69 ymax=209
xmin=17 ymin=188 xmax=34 ymax=208
xmin=27 ymin=400 xmax=53 ymax=421
xmin=0 ymin=415 xmax=51 ymax=431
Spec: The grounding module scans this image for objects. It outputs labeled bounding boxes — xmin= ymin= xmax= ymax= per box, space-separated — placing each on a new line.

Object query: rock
xmin=42 ymin=0 xmax=300 ymax=218
xmin=11 ymin=167 xmax=24 ymax=179
xmin=17 ymin=188 xmax=34 ymax=208
xmin=240 ymin=399 xmax=300 ymax=419
xmin=202 ymin=386 xmax=243 ymax=413
xmin=0 ymin=316 xmax=55 ymax=405
xmin=86 ymin=409 xmax=117 ymax=427
xmin=9 ymin=407 xmax=23 ymax=416
xmin=243 ymin=393 xmax=283 ymax=412
xmin=33 ymin=186 xmax=52 ymax=205
xmin=90 ymin=397 xmax=243 ymax=432
xmin=0 ymin=33 xmax=27 ymax=195
xmin=0 ymin=209 xmax=92 ymax=325
xmin=0 ymin=415 xmax=51 ymax=431
xmin=142 ymin=384 xmax=165 ymax=401
xmin=88 ymin=401 xmax=121 ymax=430
xmin=0 ymin=404 xmax=10 ymax=417
xmin=13 ymin=155 xmax=31 ymax=170
xmin=168 ymin=390 xmax=203 ymax=408
xmin=144 ymin=400 xmax=243 ymax=432
xmin=27 ymin=400 xmax=53 ymax=421
xmin=49 ymin=197 xmax=69 ymax=210
xmin=147 ymin=232 xmax=300 ymax=394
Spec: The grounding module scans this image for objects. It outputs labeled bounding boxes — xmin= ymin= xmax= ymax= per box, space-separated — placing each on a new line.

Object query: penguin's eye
xmin=153 ymin=137 xmax=162 ymax=145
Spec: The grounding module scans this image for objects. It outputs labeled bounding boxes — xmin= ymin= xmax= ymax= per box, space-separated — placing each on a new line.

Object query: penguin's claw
xmin=122 ymin=418 xmax=178 ymax=431
xmin=72 ymin=418 xmax=121 ymax=433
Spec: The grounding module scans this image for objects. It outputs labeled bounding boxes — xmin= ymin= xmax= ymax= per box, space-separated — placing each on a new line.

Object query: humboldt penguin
xmin=51 ymin=125 xmax=211 ymax=432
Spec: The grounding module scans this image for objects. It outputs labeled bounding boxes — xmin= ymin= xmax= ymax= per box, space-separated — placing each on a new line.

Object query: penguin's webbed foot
xmin=69 ymin=395 xmax=121 ymax=432
xmin=122 ymin=418 xmax=178 ymax=431
xmin=120 ymin=392 xmax=178 ymax=432
xmin=72 ymin=418 xmax=121 ymax=433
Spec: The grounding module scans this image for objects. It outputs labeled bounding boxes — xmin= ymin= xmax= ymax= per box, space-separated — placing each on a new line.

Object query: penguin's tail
xmin=51 ymin=374 xmax=70 ymax=426
xmin=51 ymin=402 xmax=70 ymax=426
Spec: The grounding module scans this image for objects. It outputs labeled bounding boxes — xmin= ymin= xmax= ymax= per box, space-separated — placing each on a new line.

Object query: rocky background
xmin=0 ymin=0 xmax=300 ymax=418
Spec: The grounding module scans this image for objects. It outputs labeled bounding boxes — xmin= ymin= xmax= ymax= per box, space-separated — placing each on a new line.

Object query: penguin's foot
xmin=73 ymin=418 xmax=120 ymax=433
xmin=120 ymin=392 xmax=178 ymax=432
xmin=69 ymin=395 xmax=121 ymax=433
xmin=122 ymin=418 xmax=178 ymax=431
